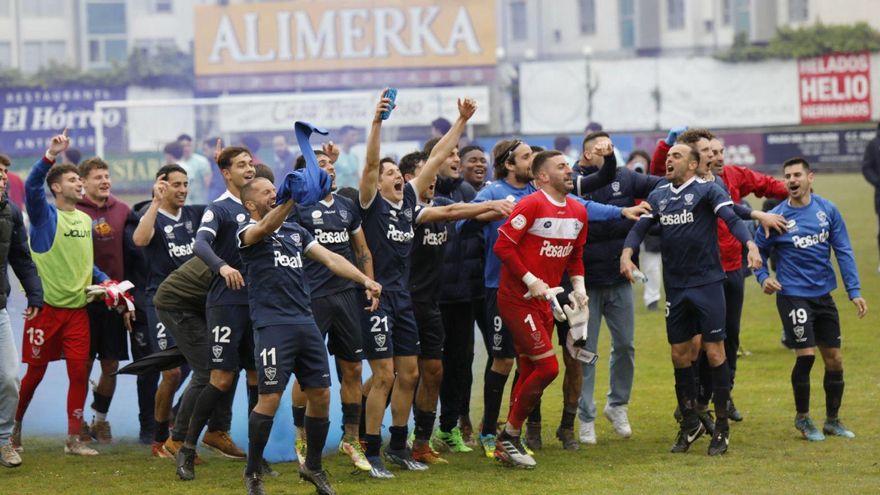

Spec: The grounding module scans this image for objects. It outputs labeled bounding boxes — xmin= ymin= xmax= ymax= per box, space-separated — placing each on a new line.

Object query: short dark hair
xmin=782 ymin=157 xmax=810 ymax=172
xmin=677 ymin=128 xmax=714 ymax=145
xmin=294 ymin=150 xmax=328 ymax=171
xmin=431 ymin=117 xmax=452 ymax=134
xmin=459 ymin=144 xmax=484 ymax=158
xmin=378 ymin=156 xmax=397 ymax=175
xmin=492 ymin=139 xmax=522 ymax=180
xmin=423 ymin=137 xmax=441 ymax=156
xmin=531 ymin=150 xmax=564 ymax=178
xmin=399 ymin=151 xmax=426 ymax=177
xmin=239 ymin=177 xmax=269 ymax=205
xmin=627 ymin=149 xmax=651 ymax=165
xmin=64 ymin=148 xmax=82 ymax=165
xmin=582 ymin=131 xmax=610 ymax=152
xmin=336 ymin=186 xmax=359 ymax=203
xmin=254 ymin=163 xmax=275 ymax=183
xmin=217 ymin=146 xmax=251 ymax=170
xmin=554 ymin=136 xmax=571 ymax=151
xmin=156 ymin=163 xmax=187 ymax=179
xmin=46 ymin=164 xmax=79 ymax=194
xmin=164 ymin=141 xmax=184 ymax=160
xmin=530 ymin=145 xmax=544 ymax=153
xmin=78 ymin=157 xmax=109 ymax=178
xmin=177 ymin=134 xmax=193 ymax=143
xmin=0 ymin=154 xmax=10 ymax=169
xmin=686 ymin=145 xmax=700 ymax=163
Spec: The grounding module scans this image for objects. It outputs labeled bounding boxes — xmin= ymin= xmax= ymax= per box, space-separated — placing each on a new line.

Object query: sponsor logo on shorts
xmin=31 ymin=347 xmax=40 ymax=358
xmin=709 ymin=328 xmax=723 ymax=334
xmin=264 ymin=366 xmax=279 ymax=386
xmin=611 ymin=181 xmax=620 ymax=193
xmin=493 ymin=333 xmax=502 ymax=348
xmin=531 ymin=332 xmax=541 ymax=342
xmin=158 ymin=338 xmax=167 ymax=350
xmin=793 ymin=325 xmax=806 ymax=342
xmin=374 ymin=334 xmax=387 ymax=351
xmin=212 ymin=345 xmax=223 ymax=362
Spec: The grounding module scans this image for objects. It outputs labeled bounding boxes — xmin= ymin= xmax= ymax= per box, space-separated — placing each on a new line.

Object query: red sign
xmin=798 ymin=52 xmax=872 ymax=124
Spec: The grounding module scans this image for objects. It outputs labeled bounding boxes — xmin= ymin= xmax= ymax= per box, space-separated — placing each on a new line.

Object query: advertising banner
xmin=0 ymin=86 xmax=125 ymax=157
xmin=763 ymin=129 xmax=875 ymax=170
xmin=799 ymin=52 xmax=872 ymax=125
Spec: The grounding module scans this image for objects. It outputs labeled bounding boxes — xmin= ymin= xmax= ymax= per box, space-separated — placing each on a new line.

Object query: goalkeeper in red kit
xmin=492 ymin=149 xmax=597 ymax=468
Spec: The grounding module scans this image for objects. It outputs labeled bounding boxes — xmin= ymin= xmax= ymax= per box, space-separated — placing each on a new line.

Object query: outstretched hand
xmin=458 ymin=97 xmax=477 ymax=121
xmin=213 ymin=138 xmax=223 ymax=163
xmin=47 ymin=128 xmax=70 ymax=159
xmin=374 ymin=90 xmax=394 ymax=122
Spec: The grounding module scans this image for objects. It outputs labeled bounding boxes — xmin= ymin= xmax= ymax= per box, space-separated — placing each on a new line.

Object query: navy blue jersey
xmin=143 ymin=205 xmax=205 ymax=295
xmin=294 ymin=194 xmax=362 ymax=298
xmin=359 ymin=182 xmax=418 ymax=291
xmin=409 ymin=197 xmax=454 ymax=300
xmin=755 ymin=195 xmax=860 ymax=299
xmin=644 ymin=177 xmax=733 ymax=289
xmin=197 ymin=192 xmax=251 ymax=306
xmin=238 ymin=220 xmax=317 ymax=328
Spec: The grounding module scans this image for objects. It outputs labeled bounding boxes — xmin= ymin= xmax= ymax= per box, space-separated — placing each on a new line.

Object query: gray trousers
xmin=0 ymin=309 xmax=18 ymax=442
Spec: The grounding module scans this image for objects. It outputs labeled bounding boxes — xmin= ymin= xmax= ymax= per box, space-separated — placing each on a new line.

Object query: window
xmin=86 ymin=1 xmax=128 ymax=68
xmin=511 ymin=1 xmax=528 ymax=41
xmin=619 ymin=0 xmax=635 ymax=49
xmin=134 ymin=38 xmax=177 ymax=56
xmin=734 ymin=0 xmax=750 ymax=35
xmin=148 ymin=0 xmax=173 ymax=14
xmin=21 ymin=0 xmax=64 ymax=16
xmin=21 ymin=40 xmax=67 ymax=73
xmin=789 ymin=0 xmax=808 ymax=22
xmin=579 ymin=0 xmax=596 ymax=35
xmin=0 ymin=42 xmax=10 ymax=67
xmin=667 ymin=0 xmax=685 ymax=30
xmin=722 ymin=0 xmax=732 ymax=25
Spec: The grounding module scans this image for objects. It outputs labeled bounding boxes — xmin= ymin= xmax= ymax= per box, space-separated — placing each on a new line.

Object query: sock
xmin=560 ymin=404 xmax=577 ymax=430
xmin=245 ymin=411 xmax=273 ymax=475
xmin=413 ymin=408 xmax=436 ymax=442
xmin=292 ymin=405 xmax=306 ymax=429
xmin=364 ymin=433 xmax=381 ymax=458
xmin=358 ymin=395 xmax=368 ymax=439
xmin=16 ymin=364 xmax=48 ymax=422
xmin=154 ymin=420 xmax=170 ymax=443
xmin=185 ymin=384 xmax=226 ymax=446
xmin=304 ymin=416 xmax=330 ymax=471
xmin=480 ymin=370 xmax=509 ymax=436
xmin=341 ymin=403 xmax=360 ymax=439
xmin=710 ymin=361 xmax=731 ymax=429
xmin=389 ymin=425 xmax=407 ymax=451
xmin=823 ymin=369 xmax=844 ymax=419
xmin=791 ymin=355 xmax=815 ymax=415
xmin=527 ymin=399 xmax=542 ymax=423
xmin=507 ymin=356 xmax=559 ymax=431
xmin=65 ymin=359 xmax=89 ymax=435
xmin=91 ymin=392 xmax=112 ymax=419
xmin=697 ymin=352 xmax=712 ymax=405
xmin=673 ymin=366 xmax=697 ymax=418
xmin=247 ymin=385 xmax=258 ymax=413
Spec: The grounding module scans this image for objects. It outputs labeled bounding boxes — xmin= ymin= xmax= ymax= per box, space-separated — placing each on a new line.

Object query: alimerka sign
xmin=799 ymin=52 xmax=871 ymax=124
xmin=194 ymin=0 xmax=496 ymax=76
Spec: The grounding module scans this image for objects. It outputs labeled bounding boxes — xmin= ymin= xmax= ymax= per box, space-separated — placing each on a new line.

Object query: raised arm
xmin=358 ymin=94 xmax=394 ymax=208
xmin=417 ymin=199 xmax=513 ymax=224
xmin=132 ymin=176 xmax=168 ymax=246
xmin=239 ymin=200 xmax=296 ymax=247
xmin=410 ymin=97 xmax=477 ymax=197
xmin=575 ymin=142 xmax=617 ymax=196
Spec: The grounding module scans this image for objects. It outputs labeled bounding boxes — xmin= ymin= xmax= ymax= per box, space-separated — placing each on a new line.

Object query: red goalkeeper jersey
xmin=494 ymin=190 xmax=587 ymax=299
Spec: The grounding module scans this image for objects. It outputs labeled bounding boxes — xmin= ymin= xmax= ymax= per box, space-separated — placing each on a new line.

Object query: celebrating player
xmin=754 ymin=158 xmax=866 ymax=441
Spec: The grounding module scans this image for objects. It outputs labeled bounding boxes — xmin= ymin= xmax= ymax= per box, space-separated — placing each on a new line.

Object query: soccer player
xmin=290 ymin=146 xmax=375 ymax=471
xmin=237 ymin=177 xmax=381 ymax=495
xmin=0 ymin=159 xmax=42 ymax=468
xmin=76 ymin=157 xmax=132 ymax=443
xmin=620 ymin=143 xmax=761 ymax=456
xmin=132 ymin=165 xmax=205 ymax=456
xmin=357 ymin=93 xmax=475 ymax=477
xmin=15 ymin=129 xmax=116 ymax=456
xmin=177 ymin=145 xmax=257 ymax=480
xmin=399 ymin=152 xmax=514 ymax=463
xmin=755 ymin=158 xmax=866 ymax=441
xmin=490 ymin=150 xmax=589 ymax=469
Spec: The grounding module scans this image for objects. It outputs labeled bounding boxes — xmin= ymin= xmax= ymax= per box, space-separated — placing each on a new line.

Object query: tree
xmin=717 ymin=22 xmax=880 ymax=62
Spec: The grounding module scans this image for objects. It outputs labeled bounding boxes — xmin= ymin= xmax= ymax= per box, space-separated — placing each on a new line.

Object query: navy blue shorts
xmin=254 ymin=323 xmax=331 ymax=394
xmin=145 ymin=298 xmax=175 ymax=353
xmin=361 ymin=289 xmax=419 ymax=360
xmin=87 ymin=301 xmax=129 ymax=361
xmin=413 ymin=298 xmax=445 ymax=360
xmin=776 ymin=293 xmax=840 ymax=349
xmin=206 ymin=304 xmax=255 ymax=371
xmin=311 ymin=289 xmax=364 ymax=362
xmin=664 ymin=281 xmax=726 ymax=345
xmin=485 ymin=288 xmax=517 ymax=359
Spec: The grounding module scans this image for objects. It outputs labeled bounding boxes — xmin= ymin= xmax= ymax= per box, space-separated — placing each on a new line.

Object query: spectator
xmin=554 ymin=136 xmax=574 ymax=165
xmin=862 ymin=121 xmax=880 ymax=272
xmin=177 ymin=134 xmax=212 ymax=205
xmin=626 ymin=150 xmax=651 ymax=174
xmin=431 ymin=117 xmax=452 ymax=138
xmin=271 ymin=135 xmax=295 ymax=183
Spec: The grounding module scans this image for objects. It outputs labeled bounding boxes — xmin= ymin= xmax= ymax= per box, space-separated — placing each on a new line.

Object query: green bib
xmin=31 ymin=209 xmax=94 ymax=308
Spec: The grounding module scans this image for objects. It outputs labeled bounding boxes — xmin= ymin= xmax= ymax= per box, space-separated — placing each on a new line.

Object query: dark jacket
xmin=862 ymin=130 xmax=880 ymax=188
xmin=435 ymin=175 xmax=484 ymax=303
xmin=574 ymin=165 xmax=661 ymax=286
xmin=126 ymin=201 xmax=151 ymax=312
xmin=0 ymin=199 xmax=42 ymax=309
